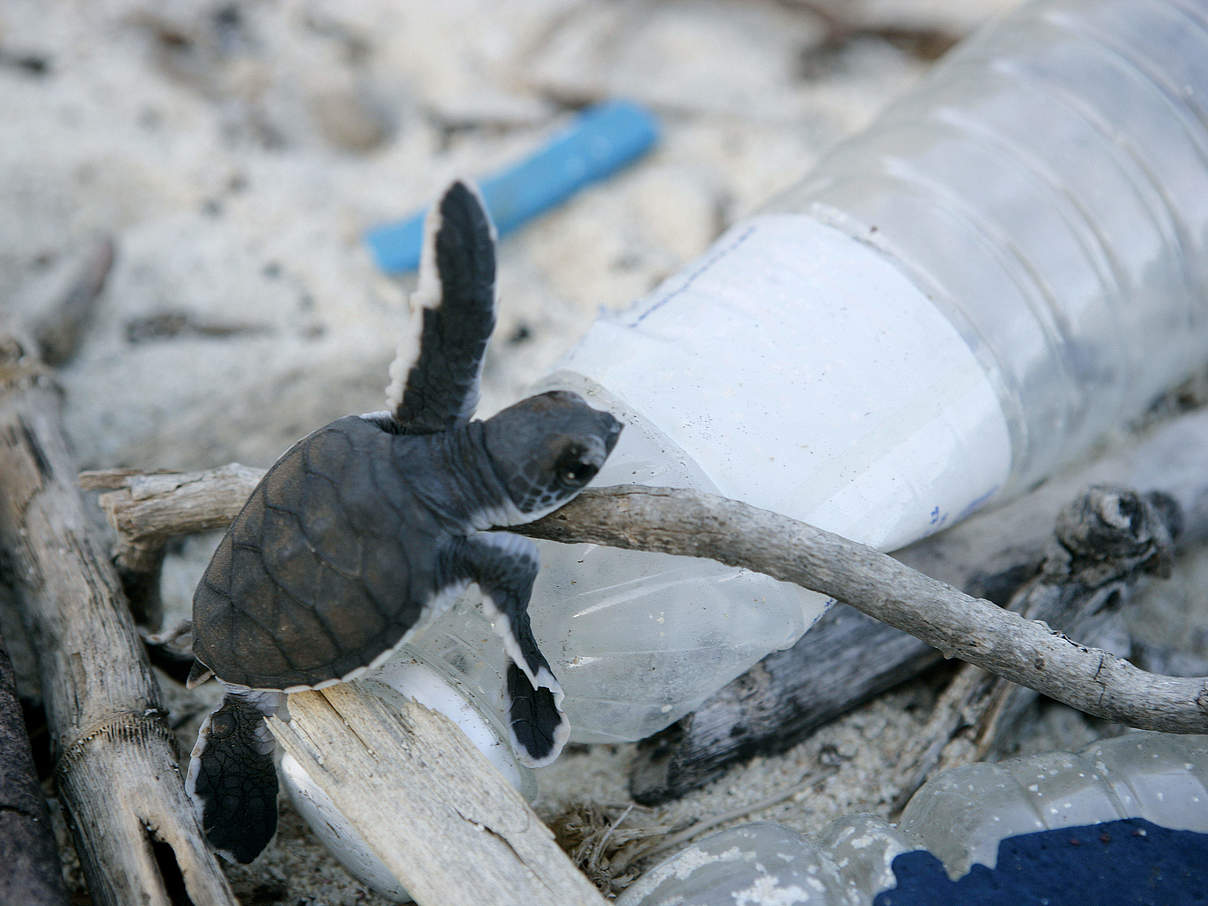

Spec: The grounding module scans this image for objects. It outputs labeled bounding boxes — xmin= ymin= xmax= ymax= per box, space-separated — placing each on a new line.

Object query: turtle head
xmin=482 ymin=391 xmax=622 ymax=521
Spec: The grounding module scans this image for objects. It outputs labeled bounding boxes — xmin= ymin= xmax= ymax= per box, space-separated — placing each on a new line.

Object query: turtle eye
xmin=559 ymin=461 xmax=598 ymax=486
xmin=554 ymin=445 xmax=599 ymax=487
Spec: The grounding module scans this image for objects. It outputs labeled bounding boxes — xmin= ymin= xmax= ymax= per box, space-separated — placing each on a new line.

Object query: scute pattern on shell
xmin=193 ymin=415 xmax=440 ymax=690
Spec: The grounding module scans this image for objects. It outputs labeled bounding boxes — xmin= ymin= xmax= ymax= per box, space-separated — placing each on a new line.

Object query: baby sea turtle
xmin=185 ymin=181 xmax=622 ymax=863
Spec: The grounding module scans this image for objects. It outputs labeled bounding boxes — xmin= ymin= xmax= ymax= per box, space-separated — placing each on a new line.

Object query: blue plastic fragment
xmin=366 ymin=100 xmax=660 ymax=274
xmin=875 ymin=818 xmax=1208 ymax=906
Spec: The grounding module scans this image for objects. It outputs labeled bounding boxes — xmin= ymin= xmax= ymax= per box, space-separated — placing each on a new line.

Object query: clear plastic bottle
xmin=615 ymin=731 xmax=1208 ymax=906
xmin=388 ymin=0 xmax=1208 ymax=747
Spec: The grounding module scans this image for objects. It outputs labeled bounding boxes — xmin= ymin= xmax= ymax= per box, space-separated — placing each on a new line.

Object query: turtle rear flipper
xmin=186 ymin=689 xmax=285 ymax=863
xmin=506 ymin=662 xmax=567 ymax=766
xmin=386 ymin=180 xmax=497 ymax=433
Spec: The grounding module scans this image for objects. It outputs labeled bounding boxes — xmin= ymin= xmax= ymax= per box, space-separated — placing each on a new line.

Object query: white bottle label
xmin=561 ymin=214 xmax=1012 ymax=551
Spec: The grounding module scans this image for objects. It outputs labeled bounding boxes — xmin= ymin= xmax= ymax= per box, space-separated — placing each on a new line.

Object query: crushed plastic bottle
xmin=395 ymin=0 xmax=1208 ymax=747
xmin=616 ymin=732 xmax=1208 ymax=906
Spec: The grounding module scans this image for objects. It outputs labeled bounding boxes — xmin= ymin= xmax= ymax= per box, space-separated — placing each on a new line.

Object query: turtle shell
xmin=193 ymin=415 xmax=445 ymax=690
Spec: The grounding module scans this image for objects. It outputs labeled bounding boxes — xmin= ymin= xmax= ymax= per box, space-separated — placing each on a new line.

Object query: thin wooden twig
xmin=525 ymin=485 xmax=1208 ymax=732
xmin=82 ymin=464 xmax=263 ymax=628
xmin=85 ymin=465 xmax=1208 ymax=735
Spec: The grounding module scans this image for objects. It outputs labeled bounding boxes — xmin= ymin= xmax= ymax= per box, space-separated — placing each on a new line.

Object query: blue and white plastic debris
xmin=366 ymin=100 xmax=659 ymax=274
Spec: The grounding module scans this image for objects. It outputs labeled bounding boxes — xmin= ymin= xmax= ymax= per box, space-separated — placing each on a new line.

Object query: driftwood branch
xmin=0 ymin=325 xmax=237 ymax=906
xmin=86 ymin=461 xmax=1208 ymax=737
xmin=84 ymin=464 xmax=264 ymax=627
xmin=270 ymin=685 xmax=608 ymax=906
xmin=631 ymin=404 xmax=1208 ymax=803
xmin=82 ymin=464 xmax=264 ymax=573
xmin=524 ymin=486 xmax=1208 ymax=732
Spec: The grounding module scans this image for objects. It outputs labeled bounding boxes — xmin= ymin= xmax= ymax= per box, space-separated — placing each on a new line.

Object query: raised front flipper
xmin=386 ymin=180 xmax=497 ymax=433
xmin=443 ymin=533 xmax=569 ymax=766
xmin=186 ymin=688 xmax=286 ymax=863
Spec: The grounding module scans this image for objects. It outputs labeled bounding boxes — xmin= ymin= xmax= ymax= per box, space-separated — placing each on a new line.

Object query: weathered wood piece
xmin=630 ymin=406 xmax=1208 ymax=802
xmin=81 ymin=464 xmax=264 ymax=574
xmin=0 ymin=326 xmax=237 ymax=906
xmin=81 ymin=464 xmax=263 ymax=627
xmin=269 ymin=684 xmax=609 ymax=906
xmin=631 ymin=604 xmax=944 ymax=805
xmin=518 ymin=485 xmax=1208 ymax=729
xmin=0 ymin=628 xmax=67 ymax=906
